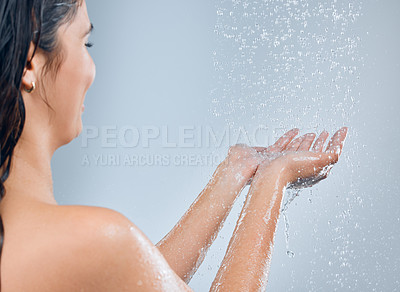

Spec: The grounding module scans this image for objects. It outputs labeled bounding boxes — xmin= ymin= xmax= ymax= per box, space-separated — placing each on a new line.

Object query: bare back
xmin=0 ymin=198 xmax=191 ymax=291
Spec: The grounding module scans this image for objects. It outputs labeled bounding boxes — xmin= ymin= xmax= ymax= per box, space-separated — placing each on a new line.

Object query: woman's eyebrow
xmin=83 ymin=23 xmax=94 ymax=37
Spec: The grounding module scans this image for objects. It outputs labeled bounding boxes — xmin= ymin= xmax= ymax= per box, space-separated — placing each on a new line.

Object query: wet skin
xmin=0 ymin=0 xmax=348 ymax=290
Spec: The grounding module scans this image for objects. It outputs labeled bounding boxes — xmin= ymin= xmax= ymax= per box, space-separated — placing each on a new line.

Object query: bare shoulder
xmin=53 ymin=204 xmax=136 ymax=240
xmin=2 ymin=205 xmax=191 ymax=292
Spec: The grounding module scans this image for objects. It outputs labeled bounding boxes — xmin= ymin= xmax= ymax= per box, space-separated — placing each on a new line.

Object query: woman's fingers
xmin=271 ymin=128 xmax=300 ymax=152
xmin=254 ymin=128 xmax=299 ymax=154
xmin=253 ymin=127 xmax=348 ymax=159
xmin=312 ymin=131 xmax=329 ymax=152
xmin=297 ymin=133 xmax=316 ymax=151
xmin=325 ymin=127 xmax=348 ymax=155
xmin=285 ymin=135 xmax=305 ymax=151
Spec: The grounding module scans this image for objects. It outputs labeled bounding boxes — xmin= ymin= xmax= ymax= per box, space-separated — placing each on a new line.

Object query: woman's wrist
xmin=207 ymin=157 xmax=253 ymax=197
xmin=252 ymin=158 xmax=291 ymax=192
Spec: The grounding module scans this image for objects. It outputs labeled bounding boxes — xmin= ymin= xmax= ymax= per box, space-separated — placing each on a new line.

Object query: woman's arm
xmin=156 ymin=129 xmax=300 ymax=283
xmin=210 ymin=127 xmax=348 ymax=291
xmin=210 ymin=162 xmax=287 ymax=291
xmin=71 ymin=128 xmax=345 ymax=291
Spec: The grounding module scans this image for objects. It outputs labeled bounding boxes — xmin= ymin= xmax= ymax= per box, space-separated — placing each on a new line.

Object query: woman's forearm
xmin=208 ymin=128 xmax=347 ymax=291
xmin=210 ymin=164 xmax=287 ymax=291
xmin=156 ymin=158 xmax=250 ymax=283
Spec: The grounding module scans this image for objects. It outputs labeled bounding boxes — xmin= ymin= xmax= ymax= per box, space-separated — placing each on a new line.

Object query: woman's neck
xmin=2 ymin=134 xmax=57 ymax=206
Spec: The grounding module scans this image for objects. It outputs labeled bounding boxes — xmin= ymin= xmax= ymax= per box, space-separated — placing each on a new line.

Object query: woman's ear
xmin=21 ymin=42 xmax=41 ymax=92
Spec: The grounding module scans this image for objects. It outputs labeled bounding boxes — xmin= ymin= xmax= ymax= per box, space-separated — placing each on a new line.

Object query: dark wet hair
xmin=0 ymin=0 xmax=81 ymax=285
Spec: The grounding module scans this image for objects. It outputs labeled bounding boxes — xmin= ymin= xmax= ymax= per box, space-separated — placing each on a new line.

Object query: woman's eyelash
xmin=85 ymin=42 xmax=94 ymax=48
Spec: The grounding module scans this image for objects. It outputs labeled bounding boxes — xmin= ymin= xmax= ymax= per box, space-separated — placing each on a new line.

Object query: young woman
xmin=0 ymin=0 xmax=348 ymax=291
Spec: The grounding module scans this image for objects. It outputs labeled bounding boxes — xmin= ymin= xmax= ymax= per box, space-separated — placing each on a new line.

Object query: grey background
xmin=52 ymin=0 xmax=400 ymax=291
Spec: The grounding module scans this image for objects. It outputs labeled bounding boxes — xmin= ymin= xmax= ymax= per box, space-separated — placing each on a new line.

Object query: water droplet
xmin=287 ymin=250 xmax=295 ymax=258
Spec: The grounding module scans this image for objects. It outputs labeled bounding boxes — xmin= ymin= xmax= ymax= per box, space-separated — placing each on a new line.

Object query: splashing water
xmin=281 ymin=189 xmax=300 ymax=257
xmin=210 ymin=0 xmax=362 ymax=133
xmin=209 ymin=0 xmax=364 ymax=290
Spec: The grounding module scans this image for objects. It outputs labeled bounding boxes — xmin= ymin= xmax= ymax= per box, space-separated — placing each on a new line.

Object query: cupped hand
xmin=224 ymin=128 xmax=301 ymax=185
xmin=256 ymin=127 xmax=348 ymax=189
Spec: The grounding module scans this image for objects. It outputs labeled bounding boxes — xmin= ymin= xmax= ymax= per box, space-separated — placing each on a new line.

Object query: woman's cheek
xmin=84 ymin=52 xmax=96 ymax=89
xmin=89 ymin=57 xmax=96 ymax=85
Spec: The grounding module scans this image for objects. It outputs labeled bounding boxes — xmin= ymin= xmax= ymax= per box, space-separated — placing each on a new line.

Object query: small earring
xmin=24 ymin=81 xmax=36 ymax=93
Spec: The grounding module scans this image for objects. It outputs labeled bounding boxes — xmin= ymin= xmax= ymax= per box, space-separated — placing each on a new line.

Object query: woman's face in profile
xmin=43 ymin=0 xmax=96 ymax=143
